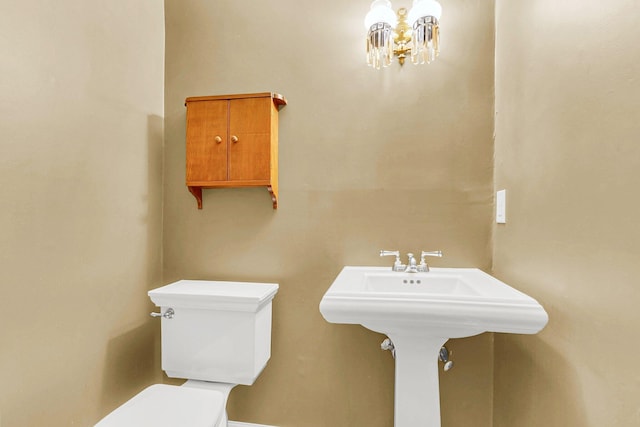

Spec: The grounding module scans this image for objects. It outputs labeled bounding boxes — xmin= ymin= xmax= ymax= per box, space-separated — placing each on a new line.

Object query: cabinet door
xmin=228 ymin=97 xmax=271 ymax=181
xmin=186 ymin=100 xmax=228 ymax=183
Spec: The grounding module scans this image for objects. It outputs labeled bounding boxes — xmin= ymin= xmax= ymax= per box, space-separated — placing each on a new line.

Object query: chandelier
xmin=364 ymin=0 xmax=442 ymax=69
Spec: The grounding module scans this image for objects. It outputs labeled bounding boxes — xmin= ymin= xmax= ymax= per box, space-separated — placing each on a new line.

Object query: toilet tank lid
xmin=149 ymin=280 xmax=279 ymax=312
xmin=95 ymin=384 xmax=223 ymax=427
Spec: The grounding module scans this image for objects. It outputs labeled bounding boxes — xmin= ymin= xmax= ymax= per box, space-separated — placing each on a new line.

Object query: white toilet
xmin=96 ymin=280 xmax=279 ymax=427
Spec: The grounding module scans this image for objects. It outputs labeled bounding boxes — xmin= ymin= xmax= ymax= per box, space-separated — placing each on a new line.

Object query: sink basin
xmin=319 ymin=266 xmax=548 ymax=427
xmin=321 ymin=266 xmax=548 ymax=339
xmin=363 ymin=271 xmax=480 ymax=296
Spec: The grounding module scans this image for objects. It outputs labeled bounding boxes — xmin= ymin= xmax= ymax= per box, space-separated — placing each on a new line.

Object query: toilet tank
xmin=148 ymin=280 xmax=278 ymax=385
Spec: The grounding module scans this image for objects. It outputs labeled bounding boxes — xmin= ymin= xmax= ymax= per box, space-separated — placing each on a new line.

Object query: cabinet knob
xmin=214 ymin=136 xmax=222 ymax=144
xmin=231 ymin=135 xmax=239 ymax=143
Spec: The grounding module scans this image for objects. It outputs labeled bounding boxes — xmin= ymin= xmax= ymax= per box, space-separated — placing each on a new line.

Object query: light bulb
xmin=364 ymin=0 xmax=397 ymax=29
xmin=407 ymin=0 xmax=442 ymax=24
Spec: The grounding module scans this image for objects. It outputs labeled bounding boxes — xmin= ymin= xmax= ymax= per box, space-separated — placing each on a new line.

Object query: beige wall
xmin=11 ymin=1 xmax=636 ymax=426
xmin=164 ymin=0 xmax=495 ymax=426
xmin=493 ymin=0 xmax=640 ymax=426
xmin=0 ymin=1 xmax=165 ymax=426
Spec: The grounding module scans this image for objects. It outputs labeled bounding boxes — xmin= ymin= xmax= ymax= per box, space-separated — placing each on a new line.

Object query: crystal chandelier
xmin=365 ymin=0 xmax=442 ymax=69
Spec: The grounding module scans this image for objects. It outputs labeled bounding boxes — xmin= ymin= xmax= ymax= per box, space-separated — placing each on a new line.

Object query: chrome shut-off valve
xmin=381 ymin=337 xmax=396 ymax=358
xmin=439 ymin=345 xmax=454 ymax=372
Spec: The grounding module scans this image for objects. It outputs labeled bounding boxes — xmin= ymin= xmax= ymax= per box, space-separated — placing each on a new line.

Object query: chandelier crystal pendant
xmin=364 ymin=0 xmax=442 ymax=69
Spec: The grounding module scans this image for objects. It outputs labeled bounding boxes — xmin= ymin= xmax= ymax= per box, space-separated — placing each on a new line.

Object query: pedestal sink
xmin=319 ymin=266 xmax=548 ymax=427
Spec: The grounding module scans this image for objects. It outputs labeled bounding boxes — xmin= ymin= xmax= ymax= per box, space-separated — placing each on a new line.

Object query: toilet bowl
xmin=95 ymin=280 xmax=279 ymax=427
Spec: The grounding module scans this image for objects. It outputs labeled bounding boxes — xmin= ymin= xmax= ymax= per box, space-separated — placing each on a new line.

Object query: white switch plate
xmin=496 ymin=190 xmax=506 ymax=223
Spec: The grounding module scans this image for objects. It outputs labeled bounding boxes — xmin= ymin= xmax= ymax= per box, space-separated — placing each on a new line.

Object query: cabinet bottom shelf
xmin=188 ymin=185 xmax=278 ymax=209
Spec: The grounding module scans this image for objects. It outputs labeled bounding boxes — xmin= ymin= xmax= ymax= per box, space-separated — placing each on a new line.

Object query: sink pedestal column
xmin=389 ymin=334 xmax=448 ymax=427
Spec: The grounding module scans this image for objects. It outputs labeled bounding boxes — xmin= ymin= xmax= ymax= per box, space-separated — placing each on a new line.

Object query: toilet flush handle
xmin=150 ymin=308 xmax=174 ymax=319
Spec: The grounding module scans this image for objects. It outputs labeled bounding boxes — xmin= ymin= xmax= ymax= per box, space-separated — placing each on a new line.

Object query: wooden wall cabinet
xmin=185 ymin=92 xmax=287 ymax=209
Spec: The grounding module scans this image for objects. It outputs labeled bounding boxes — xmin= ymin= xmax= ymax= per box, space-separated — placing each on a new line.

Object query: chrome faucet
xmin=381 ymin=250 xmax=443 ymax=273
xmin=405 ymin=253 xmax=418 ymax=273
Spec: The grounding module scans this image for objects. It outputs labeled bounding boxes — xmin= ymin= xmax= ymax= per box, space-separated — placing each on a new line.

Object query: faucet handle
xmin=418 ymin=251 xmax=443 ymax=272
xmin=380 ymin=250 xmax=405 ymax=271
xmin=421 ymin=250 xmax=443 ymax=260
xmin=380 ymin=250 xmax=399 ymax=258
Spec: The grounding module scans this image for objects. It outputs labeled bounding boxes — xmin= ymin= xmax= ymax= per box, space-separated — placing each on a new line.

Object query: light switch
xmin=496 ymin=190 xmax=506 ymax=224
